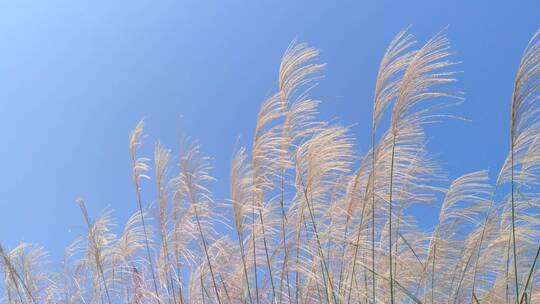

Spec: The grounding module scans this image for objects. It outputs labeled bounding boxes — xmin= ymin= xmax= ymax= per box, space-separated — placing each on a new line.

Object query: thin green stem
xmin=195 ymin=208 xmax=222 ymax=304
xmin=371 ymin=132 xmax=377 ymax=304
xmin=470 ymin=187 xmax=498 ymax=301
xmin=258 ymin=208 xmax=277 ymax=302
xmin=302 ymin=187 xmax=338 ymax=304
xmin=347 ymin=186 xmax=370 ymax=304
xmin=388 ymin=135 xmax=397 ymax=304
xmin=237 ymin=231 xmax=254 ymax=304
xmin=518 ymin=243 xmax=539 ymax=304
xmin=251 ymin=201 xmax=260 ymax=304
xmin=511 ymin=134 xmax=519 ymax=304
xmin=278 ymin=174 xmax=292 ymax=304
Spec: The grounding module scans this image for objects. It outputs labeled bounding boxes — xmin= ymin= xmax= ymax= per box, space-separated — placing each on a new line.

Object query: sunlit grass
xmin=1 ymin=28 xmax=539 ymax=304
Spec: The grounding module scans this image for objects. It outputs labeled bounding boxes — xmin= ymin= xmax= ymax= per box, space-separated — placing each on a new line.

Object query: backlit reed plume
xmin=1 ymin=28 xmax=539 ymax=304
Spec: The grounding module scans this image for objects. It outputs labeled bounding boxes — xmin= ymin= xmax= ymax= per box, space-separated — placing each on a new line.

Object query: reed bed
xmin=1 ymin=28 xmax=539 ymax=304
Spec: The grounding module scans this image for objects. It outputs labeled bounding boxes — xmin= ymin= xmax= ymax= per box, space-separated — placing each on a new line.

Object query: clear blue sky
xmin=0 ymin=1 xmax=538 ymax=261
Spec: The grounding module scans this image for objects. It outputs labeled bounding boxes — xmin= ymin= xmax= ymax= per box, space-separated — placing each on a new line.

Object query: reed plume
xmin=2 ymin=28 xmax=539 ymax=304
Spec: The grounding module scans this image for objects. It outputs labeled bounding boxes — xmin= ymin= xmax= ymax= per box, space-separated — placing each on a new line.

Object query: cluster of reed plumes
xmin=1 ymin=28 xmax=540 ymax=304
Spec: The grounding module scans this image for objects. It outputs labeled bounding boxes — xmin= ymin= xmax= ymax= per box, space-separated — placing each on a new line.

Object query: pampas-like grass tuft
xmin=1 ymin=29 xmax=540 ymax=304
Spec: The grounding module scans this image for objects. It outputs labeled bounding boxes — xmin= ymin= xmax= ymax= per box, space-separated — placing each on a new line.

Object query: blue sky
xmin=0 ymin=1 xmax=538 ymax=261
